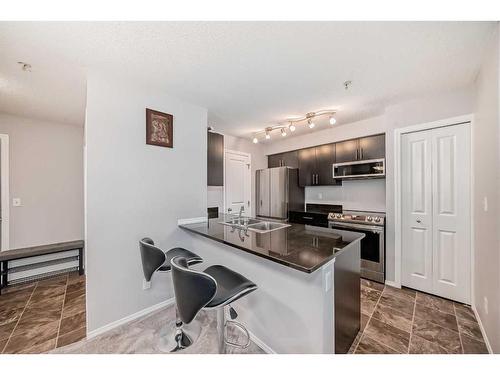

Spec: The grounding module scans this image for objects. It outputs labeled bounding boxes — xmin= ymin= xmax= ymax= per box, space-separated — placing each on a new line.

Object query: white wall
xmin=305 ymin=180 xmax=386 ymax=213
xmin=85 ymin=72 xmax=207 ymax=332
xmin=472 ymin=25 xmax=500 ymax=353
xmin=222 ymin=133 xmax=267 ymax=216
xmin=262 ymin=87 xmax=475 ymax=283
xmin=0 ymin=113 xmax=84 ymax=249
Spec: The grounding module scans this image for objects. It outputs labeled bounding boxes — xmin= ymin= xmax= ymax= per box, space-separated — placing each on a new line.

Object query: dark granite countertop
xmin=179 ymin=215 xmax=364 ymax=274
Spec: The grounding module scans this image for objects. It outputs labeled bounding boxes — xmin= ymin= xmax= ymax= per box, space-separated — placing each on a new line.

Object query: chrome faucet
xmin=238 ymin=206 xmax=245 ymax=221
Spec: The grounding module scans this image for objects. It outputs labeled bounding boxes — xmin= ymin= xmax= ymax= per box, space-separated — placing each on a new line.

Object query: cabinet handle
xmin=356 ymin=149 xmax=359 ymax=160
xmin=303 ymin=216 xmax=313 ymax=220
xmin=361 ymin=148 xmax=364 ymax=159
xmin=316 ymin=174 xmax=319 ymax=185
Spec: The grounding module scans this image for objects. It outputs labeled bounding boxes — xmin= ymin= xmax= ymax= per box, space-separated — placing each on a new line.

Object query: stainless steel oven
xmin=328 ymin=211 xmax=385 ymax=283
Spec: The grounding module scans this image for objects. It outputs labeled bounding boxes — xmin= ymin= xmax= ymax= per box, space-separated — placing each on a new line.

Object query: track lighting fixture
xmin=251 ymin=110 xmax=336 ymax=142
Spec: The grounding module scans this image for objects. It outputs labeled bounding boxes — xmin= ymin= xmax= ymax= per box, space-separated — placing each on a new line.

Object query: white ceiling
xmin=0 ymin=21 xmax=494 ymax=137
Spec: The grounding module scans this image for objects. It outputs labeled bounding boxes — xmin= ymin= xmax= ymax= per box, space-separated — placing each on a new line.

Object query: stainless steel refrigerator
xmin=256 ymin=167 xmax=304 ymax=220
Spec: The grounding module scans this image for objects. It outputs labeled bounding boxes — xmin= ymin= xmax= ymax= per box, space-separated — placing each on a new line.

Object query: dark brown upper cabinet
xmin=267 ymin=150 xmax=299 ymax=168
xmin=335 ymin=138 xmax=359 ymax=163
xmin=358 ymin=134 xmax=385 ymax=160
xmin=335 ymin=134 xmax=385 ymax=163
xmin=207 ymin=131 xmax=224 ymax=186
xmin=298 ymin=144 xmax=340 ymax=187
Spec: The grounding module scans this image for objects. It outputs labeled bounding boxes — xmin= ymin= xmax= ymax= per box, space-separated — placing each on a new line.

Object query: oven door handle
xmin=329 ymin=222 xmax=383 ymax=233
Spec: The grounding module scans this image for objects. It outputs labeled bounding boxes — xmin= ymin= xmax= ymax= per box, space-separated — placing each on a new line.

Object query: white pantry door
xmin=224 ymin=150 xmax=251 ymax=216
xmin=401 ymin=123 xmax=471 ymax=303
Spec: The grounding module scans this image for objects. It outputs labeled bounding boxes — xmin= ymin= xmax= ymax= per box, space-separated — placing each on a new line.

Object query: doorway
xmin=397 ymin=119 xmax=471 ymax=304
xmin=224 ymin=150 xmax=251 ymax=216
xmin=0 ymin=134 xmax=9 ymax=251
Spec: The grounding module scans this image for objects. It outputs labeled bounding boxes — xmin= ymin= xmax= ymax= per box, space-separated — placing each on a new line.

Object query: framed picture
xmin=146 ymin=108 xmax=173 ymax=148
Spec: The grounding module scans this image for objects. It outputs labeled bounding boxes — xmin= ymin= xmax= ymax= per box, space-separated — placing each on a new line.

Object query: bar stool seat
xmin=204 ymin=265 xmax=257 ymax=308
xmin=170 ymin=257 xmax=257 ymax=352
xmin=157 ymin=247 xmax=202 ymax=272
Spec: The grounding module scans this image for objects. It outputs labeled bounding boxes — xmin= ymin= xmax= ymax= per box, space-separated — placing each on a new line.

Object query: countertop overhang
xmin=179 ymin=214 xmax=364 ymax=273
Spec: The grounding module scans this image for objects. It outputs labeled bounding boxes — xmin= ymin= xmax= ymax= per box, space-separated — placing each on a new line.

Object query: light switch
xmin=143 ymin=280 xmax=151 ymax=290
xmin=13 ymin=198 xmax=21 ymax=207
xmin=318 ymin=193 xmax=323 ymax=199
xmin=483 ymin=197 xmax=488 ymax=212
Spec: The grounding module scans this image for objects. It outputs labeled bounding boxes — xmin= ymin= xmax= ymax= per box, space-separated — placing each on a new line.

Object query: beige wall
xmin=0 ymin=113 xmax=84 ymax=249
xmin=473 ymin=24 xmax=500 ymax=353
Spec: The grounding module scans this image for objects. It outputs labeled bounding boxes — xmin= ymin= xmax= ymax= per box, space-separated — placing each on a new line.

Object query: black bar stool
xmin=170 ymin=256 xmax=258 ymax=353
xmin=139 ymin=238 xmax=203 ymax=352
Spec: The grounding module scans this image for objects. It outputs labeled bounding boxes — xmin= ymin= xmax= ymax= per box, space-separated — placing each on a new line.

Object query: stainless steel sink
xmin=219 ymin=218 xmax=262 ymax=228
xmin=247 ymin=221 xmax=291 ymax=233
xmin=219 ymin=218 xmax=290 ymax=233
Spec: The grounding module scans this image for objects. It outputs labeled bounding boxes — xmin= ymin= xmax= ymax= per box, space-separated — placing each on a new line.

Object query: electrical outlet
xmin=318 ymin=193 xmax=323 ymax=199
xmin=13 ymin=198 xmax=21 ymax=207
xmin=484 ymin=297 xmax=489 ymax=315
xmin=143 ymin=280 xmax=151 ymax=290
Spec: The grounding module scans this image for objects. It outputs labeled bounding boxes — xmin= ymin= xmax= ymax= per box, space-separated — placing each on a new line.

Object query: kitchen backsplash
xmin=305 ymin=179 xmax=386 ymax=212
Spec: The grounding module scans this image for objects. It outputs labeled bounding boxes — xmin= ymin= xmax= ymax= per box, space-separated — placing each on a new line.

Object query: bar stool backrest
xmin=139 ymin=238 xmax=167 ymax=282
xmin=170 ymin=256 xmax=217 ymax=324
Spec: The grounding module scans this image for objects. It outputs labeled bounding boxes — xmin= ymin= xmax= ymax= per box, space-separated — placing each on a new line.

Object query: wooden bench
xmin=0 ymin=240 xmax=84 ymax=294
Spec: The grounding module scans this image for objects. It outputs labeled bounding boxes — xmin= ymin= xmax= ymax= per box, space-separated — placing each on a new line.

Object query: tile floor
xmin=0 ymin=274 xmax=490 ymax=354
xmin=0 ymin=272 xmax=86 ymax=354
xmin=350 ymin=279 xmax=489 ymax=354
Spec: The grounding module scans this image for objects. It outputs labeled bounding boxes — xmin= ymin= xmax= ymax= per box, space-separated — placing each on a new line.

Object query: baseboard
xmin=87 ymin=298 xmax=175 ymax=339
xmin=384 ymin=280 xmax=401 ymax=288
xmin=248 ymin=329 xmax=276 ymax=354
xmin=177 ymin=217 xmax=207 ymax=225
xmin=471 ymin=305 xmax=493 ymax=354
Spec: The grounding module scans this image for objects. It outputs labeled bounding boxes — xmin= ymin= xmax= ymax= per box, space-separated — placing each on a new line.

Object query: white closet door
xmin=431 ymin=124 xmax=470 ymax=303
xmin=401 ymin=123 xmax=471 ymax=304
xmin=402 ymin=131 xmax=433 ymax=292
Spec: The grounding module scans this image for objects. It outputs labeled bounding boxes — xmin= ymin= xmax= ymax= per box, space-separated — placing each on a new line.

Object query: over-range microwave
xmin=332 ymin=158 xmax=385 ymax=180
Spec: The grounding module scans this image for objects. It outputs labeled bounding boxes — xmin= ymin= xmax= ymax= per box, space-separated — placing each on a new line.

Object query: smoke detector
xmin=17 ymin=62 xmax=32 ymax=72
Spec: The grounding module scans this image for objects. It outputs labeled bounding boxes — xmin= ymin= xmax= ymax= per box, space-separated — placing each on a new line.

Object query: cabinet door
xmin=268 ymin=154 xmax=283 ymax=168
xmin=207 ymin=131 xmax=224 ymax=186
xmin=297 ymin=147 xmax=316 ymax=186
xmin=282 ymin=150 xmax=299 ymax=168
xmin=315 ymin=143 xmax=337 ymax=185
xmin=335 ymin=139 xmax=359 ymax=163
xmin=359 ymin=134 xmax=385 ymax=160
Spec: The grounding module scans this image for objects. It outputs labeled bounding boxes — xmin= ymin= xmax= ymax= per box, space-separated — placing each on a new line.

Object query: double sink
xmin=219 ymin=217 xmax=290 ymax=233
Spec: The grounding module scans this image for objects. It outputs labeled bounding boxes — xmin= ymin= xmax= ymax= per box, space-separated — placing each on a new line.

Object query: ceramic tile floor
xmin=350 ymin=279 xmax=489 ymax=354
xmin=0 ymin=273 xmax=489 ymax=354
xmin=0 ymin=272 xmax=86 ymax=354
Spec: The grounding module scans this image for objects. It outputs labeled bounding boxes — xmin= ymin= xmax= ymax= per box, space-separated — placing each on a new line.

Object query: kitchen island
xmin=179 ymin=214 xmax=364 ymax=354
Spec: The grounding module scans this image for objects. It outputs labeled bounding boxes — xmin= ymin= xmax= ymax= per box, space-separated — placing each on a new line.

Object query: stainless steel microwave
xmin=332 ymin=158 xmax=385 ymax=180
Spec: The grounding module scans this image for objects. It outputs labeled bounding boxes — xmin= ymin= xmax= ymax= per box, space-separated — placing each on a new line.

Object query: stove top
xmin=327 ymin=210 xmax=385 ymax=226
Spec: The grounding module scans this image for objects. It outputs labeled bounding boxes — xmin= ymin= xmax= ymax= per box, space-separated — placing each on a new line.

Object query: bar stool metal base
xmin=156 ymin=317 xmax=202 ymax=353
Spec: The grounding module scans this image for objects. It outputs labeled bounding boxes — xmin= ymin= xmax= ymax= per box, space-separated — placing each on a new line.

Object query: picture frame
xmin=146 ymin=108 xmax=173 ymax=148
